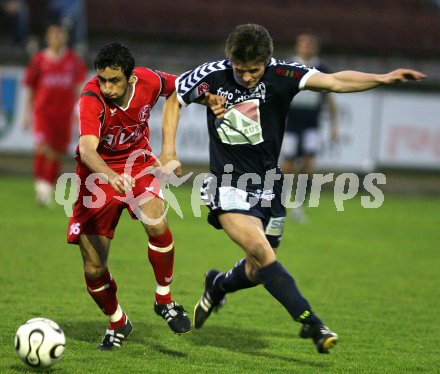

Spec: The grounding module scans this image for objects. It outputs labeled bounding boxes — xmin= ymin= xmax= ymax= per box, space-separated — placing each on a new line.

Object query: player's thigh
xmin=67 ymin=175 xmax=125 ymax=244
xmin=123 ymin=170 xmax=167 ymax=236
xmin=34 ymin=114 xmax=67 ymax=151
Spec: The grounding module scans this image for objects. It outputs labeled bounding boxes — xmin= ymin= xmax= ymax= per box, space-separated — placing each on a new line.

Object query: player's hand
xmin=109 ymin=173 xmax=135 ymax=193
xmin=205 ymin=92 xmax=226 ymax=119
xmin=153 ymin=152 xmax=182 ymax=179
xmin=381 ymin=69 xmax=426 ymax=84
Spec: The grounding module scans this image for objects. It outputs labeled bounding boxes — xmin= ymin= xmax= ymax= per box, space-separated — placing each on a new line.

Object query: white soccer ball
xmin=15 ymin=318 xmax=66 ymax=368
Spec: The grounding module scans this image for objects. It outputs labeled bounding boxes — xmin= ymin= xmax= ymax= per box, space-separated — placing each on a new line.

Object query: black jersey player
xmin=173 ymin=24 xmax=425 ymax=354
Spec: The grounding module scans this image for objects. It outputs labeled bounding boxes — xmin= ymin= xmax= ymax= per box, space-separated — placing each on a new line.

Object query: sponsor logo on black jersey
xmin=275 ymin=68 xmax=302 ymax=79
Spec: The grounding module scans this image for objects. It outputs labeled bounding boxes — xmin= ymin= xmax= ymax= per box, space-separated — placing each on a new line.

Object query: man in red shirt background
xmin=23 ymin=21 xmax=87 ymax=206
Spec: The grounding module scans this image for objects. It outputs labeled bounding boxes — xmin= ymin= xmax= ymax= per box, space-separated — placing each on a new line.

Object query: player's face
xmin=96 ymin=67 xmax=133 ymax=105
xmin=231 ymin=60 xmax=267 ymax=89
xmin=296 ymin=35 xmax=318 ymax=60
xmin=46 ymin=25 xmax=68 ymax=50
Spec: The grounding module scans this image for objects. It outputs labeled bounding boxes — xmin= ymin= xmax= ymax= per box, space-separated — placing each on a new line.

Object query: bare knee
xmin=79 ymin=235 xmax=109 ymax=279
xmin=244 ymin=260 xmax=260 ymax=283
xmin=144 ymin=219 xmax=168 ymax=238
xmin=139 ymin=197 xmax=168 ymax=238
xmin=36 ymin=143 xmax=57 ymax=159
xmin=245 ymin=239 xmax=276 ymax=270
xmin=83 ymin=261 xmax=107 ymax=279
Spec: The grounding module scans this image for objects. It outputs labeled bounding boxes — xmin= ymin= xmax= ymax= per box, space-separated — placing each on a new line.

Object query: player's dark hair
xmin=225 ymin=24 xmax=273 ymax=64
xmin=94 ymin=43 xmax=135 ymax=80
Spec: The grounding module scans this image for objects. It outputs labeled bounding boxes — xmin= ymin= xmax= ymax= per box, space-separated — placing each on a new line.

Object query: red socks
xmin=33 ymin=152 xmax=61 ymax=184
xmin=85 ymin=268 xmax=119 ymax=317
xmin=148 ymin=228 xmax=175 ymax=304
xmin=45 ymin=158 xmax=60 ymax=184
xmin=84 ymin=229 xmax=176 ymax=327
xmin=33 ymin=152 xmax=45 ymax=180
xmin=109 ymin=312 xmax=126 ymax=330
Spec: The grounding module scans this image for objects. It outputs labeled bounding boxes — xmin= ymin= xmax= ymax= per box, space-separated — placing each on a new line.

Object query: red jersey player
xmin=23 ymin=22 xmax=87 ymax=206
xmin=66 ymin=42 xmax=191 ymax=350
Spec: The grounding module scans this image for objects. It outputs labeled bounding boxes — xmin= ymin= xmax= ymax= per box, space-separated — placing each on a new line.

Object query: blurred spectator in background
xmin=0 ymin=0 xmax=30 ymax=48
xmin=48 ymin=0 xmax=87 ymax=56
xmin=280 ymin=33 xmax=338 ymax=222
xmin=22 ymin=21 xmax=87 ymax=206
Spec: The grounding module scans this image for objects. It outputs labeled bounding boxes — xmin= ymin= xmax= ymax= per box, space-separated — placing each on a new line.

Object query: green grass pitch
xmin=0 ymin=176 xmax=439 ymax=373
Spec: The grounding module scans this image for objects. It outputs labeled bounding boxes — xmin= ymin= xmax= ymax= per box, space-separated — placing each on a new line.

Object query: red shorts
xmin=67 ymin=168 xmax=162 ymax=244
xmin=34 ymin=112 xmax=72 ymax=153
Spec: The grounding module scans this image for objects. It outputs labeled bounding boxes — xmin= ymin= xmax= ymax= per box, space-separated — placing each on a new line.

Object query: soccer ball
xmin=15 ymin=318 xmax=66 ymax=368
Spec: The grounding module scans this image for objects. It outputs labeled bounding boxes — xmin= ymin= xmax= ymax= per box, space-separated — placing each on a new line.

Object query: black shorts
xmin=200 ymin=171 xmax=286 ymax=248
xmin=281 ymin=127 xmax=319 ymax=159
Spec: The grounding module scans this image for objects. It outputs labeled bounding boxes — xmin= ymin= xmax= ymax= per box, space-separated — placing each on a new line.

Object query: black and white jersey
xmin=176 ymin=58 xmax=319 ymax=178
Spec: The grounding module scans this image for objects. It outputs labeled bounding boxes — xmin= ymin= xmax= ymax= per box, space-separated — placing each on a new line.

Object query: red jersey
xmin=24 ymin=49 xmax=87 ymax=118
xmin=77 ymin=67 xmax=177 ymax=173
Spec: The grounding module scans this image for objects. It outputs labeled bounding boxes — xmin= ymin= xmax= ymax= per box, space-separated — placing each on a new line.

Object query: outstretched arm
xmin=305 ymin=69 xmax=426 ymax=93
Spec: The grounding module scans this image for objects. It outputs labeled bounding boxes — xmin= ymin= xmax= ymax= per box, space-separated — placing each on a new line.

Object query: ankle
xmin=210 ymin=273 xmax=226 ymax=300
xmin=109 ymin=312 xmax=127 ymax=330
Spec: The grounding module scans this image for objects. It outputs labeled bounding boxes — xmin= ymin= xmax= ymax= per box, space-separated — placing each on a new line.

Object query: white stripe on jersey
xmin=299 ymin=69 xmax=320 ymax=90
xmin=176 ymin=59 xmax=230 ymax=97
xmin=274 ymin=58 xmax=310 ymax=70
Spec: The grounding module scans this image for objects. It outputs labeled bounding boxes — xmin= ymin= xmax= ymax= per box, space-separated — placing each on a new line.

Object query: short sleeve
xmin=78 ymin=94 xmax=104 ymax=137
xmin=175 ymin=61 xmax=225 ymax=106
xmin=155 ymin=70 xmax=177 ymax=98
xmin=271 ymin=60 xmax=321 ymax=99
xmin=298 ymin=69 xmax=320 ymax=90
